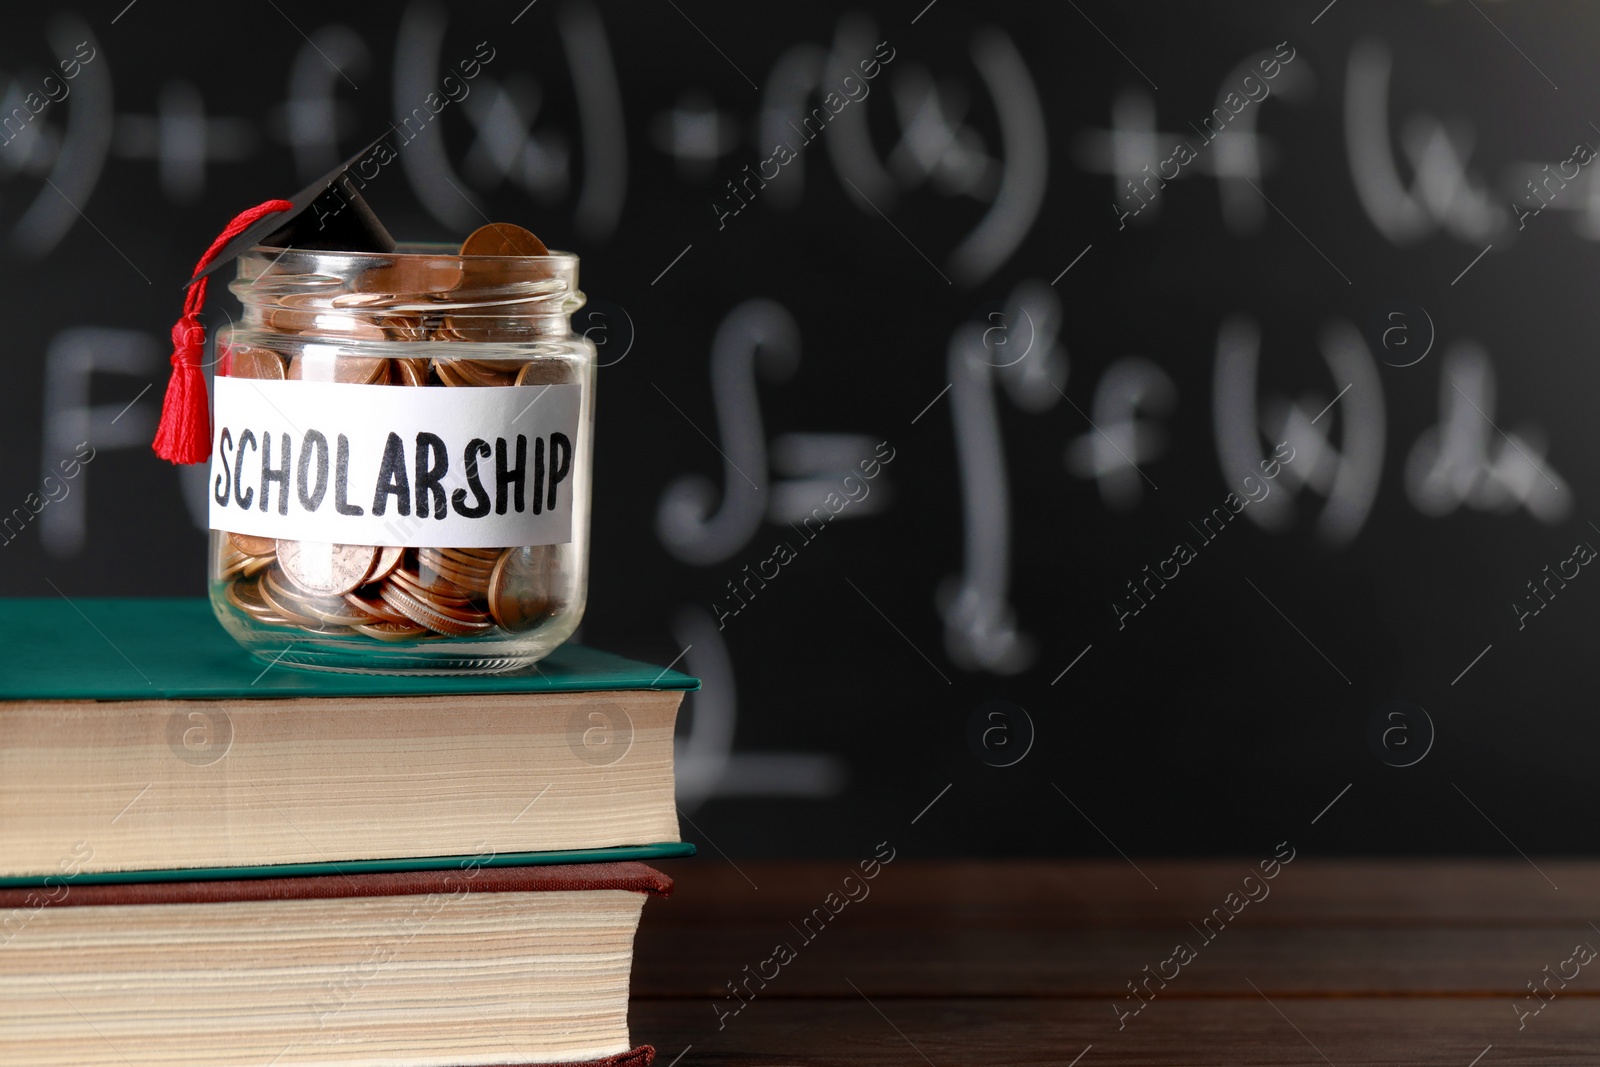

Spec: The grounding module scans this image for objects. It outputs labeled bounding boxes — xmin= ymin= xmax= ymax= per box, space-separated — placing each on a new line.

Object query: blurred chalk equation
xmin=6 ymin=3 xmax=1599 ymax=842
xmin=655 ymin=299 xmax=886 ymax=808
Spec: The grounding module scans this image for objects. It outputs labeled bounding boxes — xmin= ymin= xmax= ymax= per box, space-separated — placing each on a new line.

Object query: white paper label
xmin=208 ymin=377 xmax=581 ymax=548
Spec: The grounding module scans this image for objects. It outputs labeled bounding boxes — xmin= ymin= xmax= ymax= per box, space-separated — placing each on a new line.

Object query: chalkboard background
xmin=4 ymin=0 xmax=1598 ymax=863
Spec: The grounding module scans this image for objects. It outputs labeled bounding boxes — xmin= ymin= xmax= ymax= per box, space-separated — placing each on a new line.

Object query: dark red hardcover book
xmin=2 ymin=863 xmax=671 ymax=1067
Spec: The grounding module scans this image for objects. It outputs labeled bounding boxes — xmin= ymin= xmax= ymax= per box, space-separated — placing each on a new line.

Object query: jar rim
xmin=244 ymin=241 xmax=579 ymax=265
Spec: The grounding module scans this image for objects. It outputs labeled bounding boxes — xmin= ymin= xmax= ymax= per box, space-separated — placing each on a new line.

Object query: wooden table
xmin=632 ymin=860 xmax=1592 ymax=1065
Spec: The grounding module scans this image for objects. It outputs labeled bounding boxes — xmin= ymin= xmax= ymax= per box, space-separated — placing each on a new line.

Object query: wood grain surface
xmin=632 ymin=860 xmax=1595 ymax=1065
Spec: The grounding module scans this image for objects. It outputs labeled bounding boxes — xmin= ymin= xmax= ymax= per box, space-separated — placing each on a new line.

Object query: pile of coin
xmin=215 ymin=223 xmax=565 ymax=643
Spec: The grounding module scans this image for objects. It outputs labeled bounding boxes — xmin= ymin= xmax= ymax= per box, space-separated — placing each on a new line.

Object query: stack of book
xmin=0 ymin=598 xmax=696 ymax=1066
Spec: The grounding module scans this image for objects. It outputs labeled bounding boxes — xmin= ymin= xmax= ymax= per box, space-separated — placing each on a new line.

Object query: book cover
xmin=0 ymin=598 xmax=697 ymax=700
xmin=1 ymin=599 xmax=698 ymax=878
xmin=2 ymin=863 xmax=670 ymax=1067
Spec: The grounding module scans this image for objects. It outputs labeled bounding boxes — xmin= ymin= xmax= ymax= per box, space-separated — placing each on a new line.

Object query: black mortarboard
xmin=187 ymin=135 xmax=398 ymax=285
xmin=155 ymin=136 xmax=403 ymax=465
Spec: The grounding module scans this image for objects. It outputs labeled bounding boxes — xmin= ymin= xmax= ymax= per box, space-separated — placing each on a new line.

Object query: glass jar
xmin=206 ymin=244 xmax=594 ymax=673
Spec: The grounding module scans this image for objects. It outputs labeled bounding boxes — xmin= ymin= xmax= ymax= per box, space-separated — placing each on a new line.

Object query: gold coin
xmin=228 ymin=345 xmax=286 ymax=380
xmin=229 ymin=531 xmax=277 ymax=557
xmin=487 ymin=546 xmax=558 ymax=632
xmin=458 ymin=223 xmax=549 ymax=258
xmin=276 ymin=541 xmax=379 ymax=597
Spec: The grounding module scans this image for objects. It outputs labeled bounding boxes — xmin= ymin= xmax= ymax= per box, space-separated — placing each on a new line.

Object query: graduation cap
xmin=153 ymin=138 xmax=399 ymax=465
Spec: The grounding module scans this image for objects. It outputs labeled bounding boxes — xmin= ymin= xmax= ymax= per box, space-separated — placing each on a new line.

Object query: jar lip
xmin=244 ymin=242 xmax=579 ymax=264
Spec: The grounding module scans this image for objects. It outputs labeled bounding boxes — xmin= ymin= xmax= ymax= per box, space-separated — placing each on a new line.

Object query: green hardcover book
xmin=0 ymin=599 xmax=697 ymax=882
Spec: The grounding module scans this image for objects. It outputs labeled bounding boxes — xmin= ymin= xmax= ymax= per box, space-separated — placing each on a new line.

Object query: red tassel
xmin=152 ymin=198 xmax=295 ymax=465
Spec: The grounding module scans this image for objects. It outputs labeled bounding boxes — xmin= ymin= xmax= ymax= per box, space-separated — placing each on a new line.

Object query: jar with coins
xmin=206 ymin=225 xmax=595 ymax=673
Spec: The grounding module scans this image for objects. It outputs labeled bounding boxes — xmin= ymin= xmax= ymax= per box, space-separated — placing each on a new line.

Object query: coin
xmin=444 ymin=547 xmax=502 ymax=568
xmin=277 ymin=290 xmax=339 ymax=310
xmin=366 ymin=545 xmax=405 ymax=583
xmin=258 ymin=568 xmax=337 ymax=629
xmin=434 ymin=546 xmax=500 ymax=572
xmin=225 ymin=226 xmax=580 ymax=647
xmin=432 ymin=360 xmax=472 ymax=388
xmin=344 ymin=588 xmax=412 ymax=625
xmin=378 ymin=581 xmax=495 ymax=636
xmin=394 ymin=358 xmax=431 ymax=386
xmin=355 ymin=257 xmax=464 ymax=296
xmin=459 ymin=223 xmax=549 ymax=258
xmin=439 ymin=313 xmax=536 ymax=344
xmin=416 ymin=551 xmax=492 ymax=599
xmin=226 ymin=577 xmax=293 ymax=627
xmin=229 ymin=345 xmax=286 ymax=380
xmin=353 ymin=620 xmax=431 ymax=641
xmin=487 ymin=546 xmax=558 ymax=632
xmin=288 ymin=352 xmax=390 ymax=385
xmin=378 ymin=315 xmax=429 ymax=342
xmin=329 ymin=292 xmax=394 ymax=309
xmin=434 ymin=357 xmax=517 ymax=387
xmin=276 ymin=541 xmax=379 ymax=597
xmin=262 ymin=308 xmax=319 ymax=335
xmin=515 ymin=359 xmax=575 ymax=386
xmin=229 ymin=532 xmax=277 ymax=557
xmin=218 ymin=546 xmax=249 ymax=582
xmin=262 ymin=567 xmax=369 ymax=627
xmin=392 ymin=564 xmax=480 ymax=607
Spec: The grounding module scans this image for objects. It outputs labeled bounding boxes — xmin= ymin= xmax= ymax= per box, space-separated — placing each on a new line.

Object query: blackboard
xmin=4 ymin=0 xmax=1598 ymax=863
